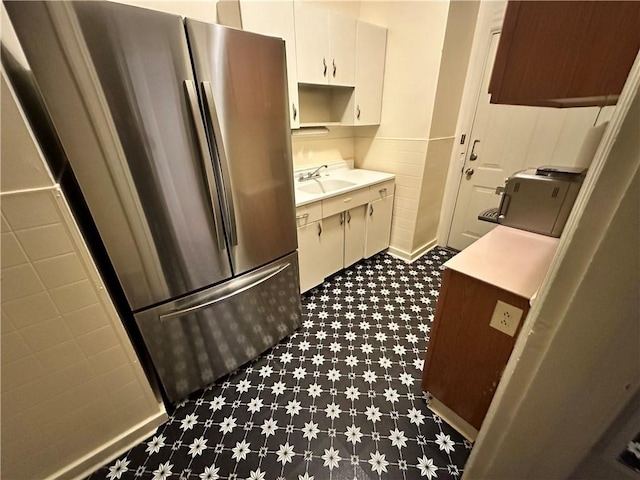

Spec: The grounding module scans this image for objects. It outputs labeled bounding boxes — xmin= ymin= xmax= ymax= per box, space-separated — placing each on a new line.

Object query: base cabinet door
xmin=344 ymin=206 xmax=366 ymax=268
xmin=297 ymin=221 xmax=325 ymax=293
xmin=322 ymin=213 xmax=345 ymax=279
xmin=364 ymin=195 xmax=393 ymax=258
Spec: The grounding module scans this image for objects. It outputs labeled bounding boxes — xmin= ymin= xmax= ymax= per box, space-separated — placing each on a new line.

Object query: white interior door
xmin=447 ymin=32 xmax=614 ymax=251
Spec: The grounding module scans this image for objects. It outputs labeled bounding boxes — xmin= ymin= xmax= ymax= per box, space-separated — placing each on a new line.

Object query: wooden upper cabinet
xmin=489 ymin=1 xmax=640 ymax=107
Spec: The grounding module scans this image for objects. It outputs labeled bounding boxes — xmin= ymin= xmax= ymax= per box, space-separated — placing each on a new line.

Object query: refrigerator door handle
xmin=183 ymin=80 xmax=226 ymax=252
xmin=201 ymin=81 xmax=239 ymax=247
xmin=159 ymin=262 xmax=290 ymax=322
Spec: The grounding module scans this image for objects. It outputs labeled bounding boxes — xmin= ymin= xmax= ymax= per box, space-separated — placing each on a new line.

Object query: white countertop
xmin=294 ymin=162 xmax=395 ymax=207
xmin=444 ymin=226 xmax=559 ymax=300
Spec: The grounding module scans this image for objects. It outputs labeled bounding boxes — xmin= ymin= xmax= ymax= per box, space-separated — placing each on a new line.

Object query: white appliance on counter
xmin=6 ymin=0 xmax=301 ymax=403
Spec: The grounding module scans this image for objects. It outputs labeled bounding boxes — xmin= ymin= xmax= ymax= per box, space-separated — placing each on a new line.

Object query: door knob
xmin=465 ymin=168 xmax=474 ymax=178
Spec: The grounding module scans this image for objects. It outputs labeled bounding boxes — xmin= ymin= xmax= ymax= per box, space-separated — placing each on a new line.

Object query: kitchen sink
xmin=297 ymin=178 xmax=356 ymax=195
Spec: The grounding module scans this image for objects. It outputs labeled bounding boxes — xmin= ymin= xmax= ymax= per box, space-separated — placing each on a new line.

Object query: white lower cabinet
xmin=297 ymin=220 xmax=324 ymax=293
xmin=364 ymin=194 xmax=394 ymax=258
xmin=322 ymin=213 xmax=345 ymax=277
xmin=344 ymin=206 xmax=367 ymax=267
xmin=297 ymin=180 xmax=394 ymax=293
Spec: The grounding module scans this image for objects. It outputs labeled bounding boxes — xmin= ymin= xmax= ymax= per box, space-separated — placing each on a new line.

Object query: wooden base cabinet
xmin=422 ymin=269 xmax=530 ymax=433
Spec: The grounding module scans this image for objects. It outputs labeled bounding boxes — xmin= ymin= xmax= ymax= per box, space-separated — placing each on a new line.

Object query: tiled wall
xmin=1 ymin=74 xmax=166 ymax=479
xmin=355 ymin=136 xmax=429 ymax=256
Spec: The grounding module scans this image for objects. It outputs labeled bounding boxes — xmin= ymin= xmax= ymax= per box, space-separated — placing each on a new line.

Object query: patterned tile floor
xmin=89 ymin=248 xmax=472 ymax=480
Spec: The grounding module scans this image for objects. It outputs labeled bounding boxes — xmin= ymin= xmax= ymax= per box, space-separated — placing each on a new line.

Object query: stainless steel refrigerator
xmin=5 ymin=1 xmax=301 ymax=403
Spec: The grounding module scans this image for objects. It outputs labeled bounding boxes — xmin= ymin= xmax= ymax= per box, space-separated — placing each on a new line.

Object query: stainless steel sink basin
xmin=298 ymin=179 xmax=356 ymax=195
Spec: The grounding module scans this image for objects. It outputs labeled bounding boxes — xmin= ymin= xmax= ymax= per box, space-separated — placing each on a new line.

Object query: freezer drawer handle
xmin=160 ymin=263 xmax=290 ymax=322
xmin=183 ymin=80 xmax=226 ymax=251
xmin=201 ymin=81 xmax=239 ymax=247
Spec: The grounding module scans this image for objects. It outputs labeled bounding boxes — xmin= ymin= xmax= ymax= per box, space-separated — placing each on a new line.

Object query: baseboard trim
xmin=428 ymin=394 xmax=478 ymax=442
xmin=47 ymin=409 xmax=168 ymax=480
xmin=387 ymin=239 xmax=438 ymax=263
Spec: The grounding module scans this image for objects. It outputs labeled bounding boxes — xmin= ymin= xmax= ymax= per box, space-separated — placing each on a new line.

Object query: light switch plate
xmin=489 ymin=300 xmax=523 ymax=337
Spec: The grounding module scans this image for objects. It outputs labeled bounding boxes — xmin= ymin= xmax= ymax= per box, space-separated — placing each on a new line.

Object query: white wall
xmin=355 ymin=1 xmax=451 ymax=259
xmin=111 ymin=0 xmax=217 ymax=22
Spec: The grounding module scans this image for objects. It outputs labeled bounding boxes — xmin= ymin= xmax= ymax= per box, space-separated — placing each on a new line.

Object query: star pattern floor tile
xmin=88 ymin=248 xmax=472 ymax=480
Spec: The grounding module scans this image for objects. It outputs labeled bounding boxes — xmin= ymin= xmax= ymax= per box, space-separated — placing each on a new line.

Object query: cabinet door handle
xmin=332 ymin=59 xmax=337 ymax=77
xmin=369 ymin=204 xmax=374 ymax=216
xmin=317 ymin=222 xmax=322 ymax=236
xmin=292 ymin=103 xmax=297 ymax=120
xmin=347 ymin=210 xmax=351 ymax=224
xmin=340 ymin=212 xmax=344 ymax=225
xmin=296 ymin=213 xmax=309 ymax=220
xmin=323 ymin=57 xmax=327 ymax=77
xmin=379 ymin=187 xmax=387 ymax=196
xmin=356 ymin=105 xmax=361 ymax=120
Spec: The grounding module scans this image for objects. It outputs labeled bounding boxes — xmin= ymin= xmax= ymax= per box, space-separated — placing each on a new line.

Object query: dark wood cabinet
xmin=421 ymin=226 xmax=559 ymax=440
xmin=422 ymin=269 xmax=530 ymax=434
xmin=489 ymin=1 xmax=640 ymax=107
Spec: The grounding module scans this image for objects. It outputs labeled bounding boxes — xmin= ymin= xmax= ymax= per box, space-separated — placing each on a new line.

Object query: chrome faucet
xmin=299 ymin=164 xmax=328 ymax=182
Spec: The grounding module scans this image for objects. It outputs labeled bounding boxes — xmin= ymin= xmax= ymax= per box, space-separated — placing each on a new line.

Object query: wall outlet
xmin=489 ymin=300 xmax=524 ymax=337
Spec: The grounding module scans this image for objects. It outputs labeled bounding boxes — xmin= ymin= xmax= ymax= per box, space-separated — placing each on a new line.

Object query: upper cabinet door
xmin=328 ymin=13 xmax=356 ymax=86
xmin=489 ymin=1 xmax=640 ymax=107
xmin=353 ymin=21 xmax=387 ymax=125
xmin=226 ymin=0 xmax=301 ymax=128
xmin=294 ymin=2 xmax=330 ymax=85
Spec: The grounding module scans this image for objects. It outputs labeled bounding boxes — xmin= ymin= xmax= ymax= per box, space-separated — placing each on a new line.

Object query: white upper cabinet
xmin=354 ymin=21 xmax=387 ymax=125
xmin=217 ymin=0 xmax=300 ymax=128
xmin=328 ymin=13 xmax=356 ymax=87
xmin=220 ymin=0 xmax=387 ymax=127
xmin=294 ymin=2 xmax=356 ymax=87
xmin=349 ymin=21 xmax=388 ymax=125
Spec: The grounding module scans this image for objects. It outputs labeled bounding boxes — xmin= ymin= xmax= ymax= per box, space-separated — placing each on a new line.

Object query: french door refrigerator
xmin=5 ymin=1 xmax=301 ymax=403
